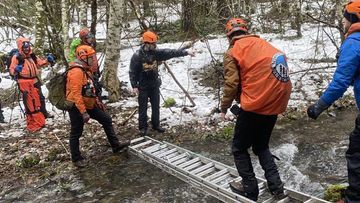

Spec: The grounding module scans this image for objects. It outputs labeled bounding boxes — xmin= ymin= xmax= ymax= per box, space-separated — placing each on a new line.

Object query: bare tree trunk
xmin=79 ymin=0 xmax=87 ymax=27
xmin=182 ymin=0 xmax=196 ymax=34
xmin=142 ymin=0 xmax=150 ymax=16
xmin=102 ymin=0 xmax=123 ymax=102
xmin=34 ymin=0 xmax=46 ymax=55
xmin=62 ymin=0 xmax=70 ymax=59
xmin=90 ymin=0 xmax=97 ymax=37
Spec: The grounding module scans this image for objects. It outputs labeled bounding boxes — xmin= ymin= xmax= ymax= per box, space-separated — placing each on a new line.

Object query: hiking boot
xmin=43 ymin=112 xmax=54 ymax=119
xmin=271 ymin=184 xmax=287 ymax=200
xmin=73 ymin=159 xmax=87 ymax=168
xmin=139 ymin=129 xmax=147 ymax=136
xmin=152 ymin=126 xmax=165 ymax=133
xmin=229 ymin=180 xmax=258 ymax=201
xmin=113 ymin=140 xmax=131 ymax=153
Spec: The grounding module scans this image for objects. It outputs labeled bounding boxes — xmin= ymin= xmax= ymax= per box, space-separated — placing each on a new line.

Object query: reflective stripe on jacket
xmin=230 ymin=35 xmax=292 ymax=115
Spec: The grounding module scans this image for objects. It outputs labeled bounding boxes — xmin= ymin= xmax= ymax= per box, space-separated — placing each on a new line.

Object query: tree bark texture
xmin=34 ymin=0 xmax=46 ymax=55
xmin=62 ymin=0 xmax=70 ymax=59
xmin=102 ymin=0 xmax=123 ymax=102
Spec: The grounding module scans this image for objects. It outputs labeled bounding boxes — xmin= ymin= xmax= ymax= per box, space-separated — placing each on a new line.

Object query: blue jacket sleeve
xmin=320 ymin=38 xmax=360 ymax=105
xmin=155 ymin=49 xmax=188 ymax=61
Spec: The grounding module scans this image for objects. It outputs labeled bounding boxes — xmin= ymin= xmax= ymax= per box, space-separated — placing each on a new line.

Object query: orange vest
xmin=231 ymin=35 xmax=292 ymax=115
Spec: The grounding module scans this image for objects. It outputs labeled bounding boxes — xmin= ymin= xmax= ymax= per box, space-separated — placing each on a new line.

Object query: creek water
xmin=1 ymin=107 xmax=357 ymax=203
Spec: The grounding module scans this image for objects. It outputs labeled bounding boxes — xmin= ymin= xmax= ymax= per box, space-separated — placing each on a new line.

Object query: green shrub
xmin=164 ymin=97 xmax=176 ymax=107
xmin=324 ymin=184 xmax=347 ymax=202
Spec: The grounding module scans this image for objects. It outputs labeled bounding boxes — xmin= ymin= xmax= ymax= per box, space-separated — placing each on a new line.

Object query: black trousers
xmin=345 ymin=114 xmax=360 ymax=202
xmin=34 ymin=82 xmax=48 ymax=115
xmin=232 ymin=109 xmax=282 ymax=201
xmin=68 ymin=107 xmax=120 ymax=162
xmin=138 ymin=87 xmax=160 ymax=130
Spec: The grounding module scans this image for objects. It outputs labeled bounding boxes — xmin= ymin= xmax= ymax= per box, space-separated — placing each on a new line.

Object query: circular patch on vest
xmin=271 ymin=52 xmax=290 ymax=82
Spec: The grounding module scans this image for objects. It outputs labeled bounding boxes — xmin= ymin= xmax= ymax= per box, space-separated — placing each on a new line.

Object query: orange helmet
xmin=141 ymin=31 xmax=158 ymax=43
xmin=345 ymin=0 xmax=360 ymax=19
xmin=75 ymin=45 xmax=95 ymax=60
xmin=225 ymin=18 xmax=248 ymax=37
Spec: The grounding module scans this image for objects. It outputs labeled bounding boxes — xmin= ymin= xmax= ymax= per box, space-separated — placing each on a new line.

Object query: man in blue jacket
xmin=129 ymin=30 xmax=194 ymax=136
xmin=307 ymin=1 xmax=360 ymax=202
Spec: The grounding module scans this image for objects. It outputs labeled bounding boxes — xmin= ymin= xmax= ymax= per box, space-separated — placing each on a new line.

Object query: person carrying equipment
xmin=9 ymin=37 xmax=55 ymax=132
xmin=66 ymin=45 xmax=129 ymax=168
xmin=220 ymin=18 xmax=292 ymax=201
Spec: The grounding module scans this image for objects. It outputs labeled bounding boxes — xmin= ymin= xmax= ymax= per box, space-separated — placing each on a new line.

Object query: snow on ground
xmin=0 ymin=15 xmax=350 ymax=138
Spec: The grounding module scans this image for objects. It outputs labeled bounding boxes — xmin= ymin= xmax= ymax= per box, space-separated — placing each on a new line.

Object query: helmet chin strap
xmin=80 ymin=57 xmax=91 ymax=68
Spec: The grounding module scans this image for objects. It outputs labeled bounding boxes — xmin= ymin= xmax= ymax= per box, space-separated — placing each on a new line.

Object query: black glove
xmin=307 ymin=99 xmax=329 ymax=120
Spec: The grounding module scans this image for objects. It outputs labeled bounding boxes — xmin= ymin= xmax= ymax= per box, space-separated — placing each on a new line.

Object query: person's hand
xmin=82 ymin=112 xmax=90 ymax=123
xmin=187 ymin=50 xmax=195 ymax=57
xmin=307 ymin=99 xmax=329 ymax=120
xmin=47 ymin=53 xmax=55 ymax=64
xmin=15 ymin=65 xmax=23 ymax=73
xmin=133 ymin=88 xmax=139 ymax=95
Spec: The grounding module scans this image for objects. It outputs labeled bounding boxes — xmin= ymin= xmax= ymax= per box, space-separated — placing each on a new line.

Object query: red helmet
xmin=225 ymin=18 xmax=248 ymax=37
xmin=141 ymin=31 xmax=158 ymax=43
xmin=75 ymin=45 xmax=95 ymax=60
xmin=79 ymin=28 xmax=94 ymax=42
xmin=345 ymin=0 xmax=360 ymax=19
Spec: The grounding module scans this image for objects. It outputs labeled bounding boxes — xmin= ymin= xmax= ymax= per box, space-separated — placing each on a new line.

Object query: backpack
xmin=47 ymin=67 xmax=85 ymax=110
xmin=67 ymin=38 xmax=81 ymax=62
xmin=5 ymin=49 xmax=38 ymax=72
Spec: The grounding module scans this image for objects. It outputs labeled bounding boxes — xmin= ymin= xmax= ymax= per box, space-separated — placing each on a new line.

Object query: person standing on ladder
xmin=129 ymin=30 xmax=194 ymax=136
xmin=220 ymin=18 xmax=292 ymax=201
xmin=307 ymin=2 xmax=360 ymax=202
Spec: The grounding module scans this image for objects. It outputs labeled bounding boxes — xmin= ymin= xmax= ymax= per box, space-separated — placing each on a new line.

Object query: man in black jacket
xmin=129 ymin=30 xmax=194 ymax=136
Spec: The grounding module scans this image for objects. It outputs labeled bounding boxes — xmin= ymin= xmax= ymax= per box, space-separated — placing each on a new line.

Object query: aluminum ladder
xmin=129 ymin=136 xmax=330 ymax=203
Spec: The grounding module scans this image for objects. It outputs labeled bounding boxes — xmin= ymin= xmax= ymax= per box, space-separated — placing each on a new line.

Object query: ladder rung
xmin=197 ymin=167 xmax=216 ymax=177
xmin=304 ymin=198 xmax=315 ymax=203
xmin=258 ymin=181 xmax=266 ymax=189
xmin=259 ymin=188 xmax=267 ymax=196
xmin=163 ymin=151 xmax=179 ymax=160
xmin=205 ymin=169 xmax=228 ymax=181
xmin=178 ymin=157 xmax=200 ymax=168
xmin=143 ymin=144 xmax=160 ymax=153
xmin=151 ymin=145 xmax=169 ymax=156
xmin=168 ymin=153 xmax=187 ymax=163
xmin=130 ymin=137 xmax=145 ymax=144
xmin=191 ymin=163 xmax=214 ymax=175
xmin=211 ymin=173 xmax=230 ymax=185
xmin=132 ymin=140 xmax=152 ymax=149
xmin=277 ymin=197 xmax=290 ymax=203
xmin=183 ymin=161 xmax=203 ymax=171
xmin=157 ymin=148 xmax=177 ymax=158
xmin=263 ymin=196 xmax=274 ymax=203
xmin=172 ymin=157 xmax=188 ymax=166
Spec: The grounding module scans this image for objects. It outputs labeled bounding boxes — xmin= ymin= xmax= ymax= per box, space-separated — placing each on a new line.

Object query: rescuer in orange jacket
xmin=66 ymin=45 xmax=129 ymax=168
xmin=220 ymin=18 xmax=292 ymax=201
xmin=9 ymin=37 xmax=54 ymax=132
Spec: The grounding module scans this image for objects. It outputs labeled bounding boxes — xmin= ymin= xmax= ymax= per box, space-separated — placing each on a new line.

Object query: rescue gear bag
xmin=47 ymin=67 xmax=85 ymax=110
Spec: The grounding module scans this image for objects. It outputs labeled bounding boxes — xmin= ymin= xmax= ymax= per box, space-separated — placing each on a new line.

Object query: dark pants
xmin=232 ymin=109 xmax=283 ymax=201
xmin=68 ymin=107 xmax=120 ymax=162
xmin=0 ymin=101 xmax=4 ymax=122
xmin=138 ymin=87 xmax=160 ymax=130
xmin=345 ymin=114 xmax=360 ymax=203
xmin=34 ymin=82 xmax=48 ymax=115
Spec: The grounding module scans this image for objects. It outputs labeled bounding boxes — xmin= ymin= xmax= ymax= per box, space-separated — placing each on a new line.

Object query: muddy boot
xmin=73 ymin=159 xmax=87 ymax=168
xmin=272 ymin=183 xmax=287 ymax=200
xmin=139 ymin=128 xmax=147 ymax=136
xmin=113 ymin=140 xmax=131 ymax=153
xmin=152 ymin=126 xmax=165 ymax=133
xmin=229 ymin=180 xmax=258 ymax=201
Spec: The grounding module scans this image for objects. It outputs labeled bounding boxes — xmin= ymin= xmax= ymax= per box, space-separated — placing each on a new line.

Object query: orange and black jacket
xmin=9 ymin=38 xmax=48 ymax=80
xmin=66 ymin=61 xmax=96 ymax=114
xmin=221 ymin=35 xmax=292 ymax=115
xmin=129 ymin=46 xmax=189 ymax=89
